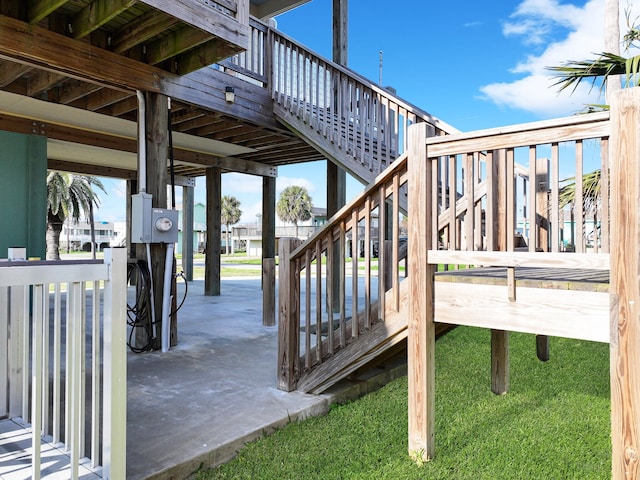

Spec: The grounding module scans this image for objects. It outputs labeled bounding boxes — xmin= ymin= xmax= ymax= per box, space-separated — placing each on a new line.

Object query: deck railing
xmin=420 ymin=112 xmax=611 ymax=258
xmin=277 ymin=154 xmax=409 ymax=392
xmin=270 ymin=28 xmax=457 ymax=181
xmin=217 ymin=17 xmax=269 ymax=86
xmin=0 ymin=248 xmax=127 ymax=479
xmin=406 ymin=111 xmax=612 ymax=462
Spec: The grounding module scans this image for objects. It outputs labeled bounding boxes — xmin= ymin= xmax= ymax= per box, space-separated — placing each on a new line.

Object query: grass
xmin=196 ymin=327 xmax=610 ymax=479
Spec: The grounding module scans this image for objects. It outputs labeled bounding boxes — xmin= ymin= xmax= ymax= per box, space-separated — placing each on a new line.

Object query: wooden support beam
xmin=27 ymin=0 xmax=68 ymax=24
xmin=173 ymin=39 xmax=239 ymax=75
xmin=71 ymin=0 xmax=136 ymax=40
xmin=609 ymin=88 xmax=640 ymax=480
xmin=111 ymin=11 xmax=178 ymax=54
xmin=0 ymin=62 xmax=31 ymax=87
xmin=407 ymin=122 xmax=435 ymax=463
xmin=26 ymin=70 xmax=64 ymax=96
xmin=204 ymin=167 xmax=221 ymax=296
xmin=144 ymin=26 xmax=211 ymax=67
xmin=182 ymin=185 xmax=194 ymax=282
xmin=262 ymin=176 xmax=276 ymax=326
xmin=145 ymin=92 xmax=169 ymax=349
xmin=47 ymin=159 xmax=136 ymax=179
xmin=0 ymin=15 xmax=278 ymax=129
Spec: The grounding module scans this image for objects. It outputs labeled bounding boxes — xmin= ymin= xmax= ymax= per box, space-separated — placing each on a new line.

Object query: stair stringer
xmin=273 ymin=103 xmax=387 ymax=186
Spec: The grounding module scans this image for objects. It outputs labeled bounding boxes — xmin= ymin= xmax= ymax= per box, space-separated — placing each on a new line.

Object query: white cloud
xmin=482 ymin=0 xmax=609 ymax=117
xmin=276 ymin=176 xmax=316 ymax=195
xmin=221 ymin=172 xmax=262 ymax=194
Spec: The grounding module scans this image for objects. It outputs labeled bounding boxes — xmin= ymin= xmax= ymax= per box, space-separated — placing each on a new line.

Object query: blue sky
xmin=96 ymin=0 xmax=623 ymax=223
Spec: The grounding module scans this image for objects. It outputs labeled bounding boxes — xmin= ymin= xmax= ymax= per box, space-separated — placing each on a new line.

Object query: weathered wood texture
xmin=609 ymin=88 xmax=640 ymax=480
xmin=182 ymin=185 xmax=195 ymax=281
xmin=204 ymin=167 xmax=221 ymax=296
xmin=276 ymin=152 xmax=410 ymax=393
xmin=270 ymin=28 xmax=457 ymax=186
xmin=262 ymin=176 xmax=276 ymax=326
xmin=407 ymin=122 xmax=436 ymax=462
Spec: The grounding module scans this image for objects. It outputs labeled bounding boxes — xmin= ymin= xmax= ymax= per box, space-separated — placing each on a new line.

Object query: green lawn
xmin=196 ymin=327 xmax=610 ymax=479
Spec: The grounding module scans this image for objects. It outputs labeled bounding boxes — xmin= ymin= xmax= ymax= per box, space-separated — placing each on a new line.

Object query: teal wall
xmin=0 ymin=131 xmax=47 ymax=259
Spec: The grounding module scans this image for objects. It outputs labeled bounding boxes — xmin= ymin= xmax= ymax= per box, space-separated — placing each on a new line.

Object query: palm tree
xmin=548 ymin=2 xmax=637 ymax=98
xmin=221 ymin=195 xmax=242 ymax=255
xmin=276 ymin=185 xmax=313 ymax=238
xmin=46 ymin=172 xmax=105 ymax=260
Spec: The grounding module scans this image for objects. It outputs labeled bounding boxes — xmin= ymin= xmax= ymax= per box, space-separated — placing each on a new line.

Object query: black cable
xmin=171 ymin=270 xmax=188 ymax=316
xmin=126 ymin=260 xmax=189 ymax=353
xmin=126 ymin=259 xmax=156 ymax=353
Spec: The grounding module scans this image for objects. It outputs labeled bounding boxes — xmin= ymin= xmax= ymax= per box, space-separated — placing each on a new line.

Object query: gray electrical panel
xmin=131 ymin=193 xmax=179 ymax=244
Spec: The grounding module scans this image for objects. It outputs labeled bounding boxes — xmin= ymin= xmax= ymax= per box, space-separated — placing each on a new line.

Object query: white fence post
xmin=103 ymin=248 xmax=128 ymax=479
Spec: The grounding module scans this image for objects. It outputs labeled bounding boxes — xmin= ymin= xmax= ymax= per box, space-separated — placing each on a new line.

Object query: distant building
xmin=62 ymin=220 xmax=116 ymax=252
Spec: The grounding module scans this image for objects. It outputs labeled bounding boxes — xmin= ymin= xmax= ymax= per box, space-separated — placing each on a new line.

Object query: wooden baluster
xmin=550 ymin=143 xmax=560 ymax=253
xmin=352 ymin=210 xmax=359 ymax=339
xmin=575 ymin=140 xmax=584 ymax=253
xmin=600 ymin=137 xmax=610 ymax=253
xmin=364 ymin=196 xmax=372 ymax=330
xmin=315 ymin=240 xmax=323 ymax=363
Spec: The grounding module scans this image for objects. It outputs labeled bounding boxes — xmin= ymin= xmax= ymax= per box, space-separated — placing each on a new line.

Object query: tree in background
xmin=46 ymin=172 xmax=105 ymax=260
xmin=277 ymin=185 xmax=313 ymax=238
xmin=221 ymin=195 xmax=242 ymax=255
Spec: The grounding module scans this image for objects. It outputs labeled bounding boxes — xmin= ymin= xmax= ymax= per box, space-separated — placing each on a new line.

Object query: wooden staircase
xmin=270 ymin=29 xmax=457 ymax=186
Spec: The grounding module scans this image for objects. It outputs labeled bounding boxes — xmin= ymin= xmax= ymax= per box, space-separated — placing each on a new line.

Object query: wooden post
xmin=145 ymin=92 xmax=169 ymax=349
xmin=535 ymin=157 xmax=550 ymax=362
xmin=490 ymin=149 xmax=510 ymax=394
xmin=182 ymin=185 xmax=194 ymax=282
xmin=205 ymin=167 xmax=221 ymax=296
xmin=407 ymin=122 xmax=435 ymax=462
xmin=328 ymin=0 xmax=348 ymax=312
xmin=609 ymin=88 xmax=640 ymax=480
xmin=277 ymin=238 xmax=300 ymax=391
xmin=262 ymin=176 xmax=276 ymax=326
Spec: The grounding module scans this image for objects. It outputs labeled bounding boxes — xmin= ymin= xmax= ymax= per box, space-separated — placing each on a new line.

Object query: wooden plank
xmin=600 ymin=137 xmax=610 ymax=253
xmin=0 ymin=15 xmax=276 ymax=128
xmin=506 ymin=149 xmax=515 ymax=251
xmin=551 ymin=143 xmax=560 ymax=252
xmin=364 ymin=196 xmax=372 ymax=330
xmin=575 ymin=140 xmax=584 ymax=253
xmin=425 ymin=112 xmax=609 ymax=156
xmin=407 ymin=122 xmax=435 ymax=462
xmin=529 ymin=146 xmax=537 ymax=252
xmin=427 ymin=250 xmax=610 ymax=270
xmin=609 ymin=88 xmax=640 ymax=480
xmin=304 ymin=250 xmax=312 ymax=369
xmin=392 ymin=173 xmax=400 ymax=311
xmin=71 ymin=0 xmax=137 ymax=40
xmin=448 ymin=155 xmax=457 ymax=251
xmin=315 ymin=240 xmax=323 ymax=362
xmin=434 ymin=282 xmax=609 ymax=343
xmin=137 ymin=0 xmax=248 ymax=49
xmin=27 ymin=0 xmax=68 ymax=24
xmin=352 ymin=209 xmax=359 ymax=339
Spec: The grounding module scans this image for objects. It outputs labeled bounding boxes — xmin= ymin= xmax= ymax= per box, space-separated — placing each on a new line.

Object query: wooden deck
xmin=434 ymin=267 xmax=609 ymax=344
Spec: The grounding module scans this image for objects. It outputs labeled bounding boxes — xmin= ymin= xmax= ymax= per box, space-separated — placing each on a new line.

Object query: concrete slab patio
xmin=127 ymin=275 xmax=404 ymax=479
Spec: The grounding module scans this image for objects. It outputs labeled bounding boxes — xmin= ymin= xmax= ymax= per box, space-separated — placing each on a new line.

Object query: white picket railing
xmin=0 ymin=248 xmax=127 ymax=479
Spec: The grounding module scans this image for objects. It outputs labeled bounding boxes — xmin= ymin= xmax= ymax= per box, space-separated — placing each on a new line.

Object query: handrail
xmin=278 ymin=155 xmax=409 ymax=392
xmin=270 ymin=28 xmax=458 ymax=134
xmin=269 ymin=27 xmax=457 ymax=183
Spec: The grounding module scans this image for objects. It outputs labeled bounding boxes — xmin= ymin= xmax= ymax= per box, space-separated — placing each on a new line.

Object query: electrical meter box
xmin=131 ymin=192 xmax=179 ymax=244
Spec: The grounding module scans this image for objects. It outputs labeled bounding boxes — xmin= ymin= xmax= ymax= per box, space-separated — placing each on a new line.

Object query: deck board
xmin=0 ymin=419 xmax=101 ymax=480
xmin=435 ymin=267 xmax=609 ymax=292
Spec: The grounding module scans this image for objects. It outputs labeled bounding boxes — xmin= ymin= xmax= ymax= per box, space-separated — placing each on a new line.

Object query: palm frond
xmin=547 ymin=52 xmax=630 ymax=94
